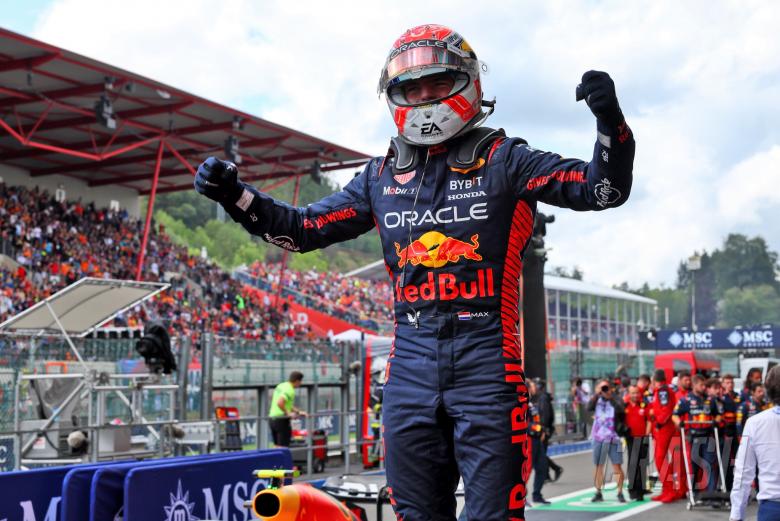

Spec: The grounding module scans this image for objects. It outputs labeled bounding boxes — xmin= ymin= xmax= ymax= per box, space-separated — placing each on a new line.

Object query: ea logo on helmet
xmin=421 ymin=122 xmax=442 ymax=135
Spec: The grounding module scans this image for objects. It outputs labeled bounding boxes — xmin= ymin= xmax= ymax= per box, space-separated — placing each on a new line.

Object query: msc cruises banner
xmin=0 ymin=449 xmax=290 ymax=521
xmin=61 ymin=462 xmax=116 ymax=521
xmin=123 ymin=449 xmax=290 ymax=521
xmin=647 ymin=327 xmax=779 ymax=351
xmin=0 ymin=465 xmax=71 ymax=521
xmin=89 ymin=449 xmax=290 ymax=521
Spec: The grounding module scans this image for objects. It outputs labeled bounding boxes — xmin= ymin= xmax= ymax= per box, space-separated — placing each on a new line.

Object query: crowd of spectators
xmin=0 ymin=183 xmax=390 ymax=341
xmin=243 ymin=261 xmax=393 ymax=331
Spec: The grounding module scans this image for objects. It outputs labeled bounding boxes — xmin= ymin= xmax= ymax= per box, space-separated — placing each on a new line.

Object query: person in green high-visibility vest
xmin=269 ymin=371 xmax=306 ymax=447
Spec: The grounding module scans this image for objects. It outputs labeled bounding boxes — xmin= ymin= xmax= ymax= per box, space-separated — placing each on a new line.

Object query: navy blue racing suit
xmin=220 ymin=119 xmax=634 ymax=520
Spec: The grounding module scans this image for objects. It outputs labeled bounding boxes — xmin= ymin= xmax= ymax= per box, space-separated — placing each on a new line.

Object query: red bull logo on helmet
xmin=394 ymin=231 xmax=482 ymax=268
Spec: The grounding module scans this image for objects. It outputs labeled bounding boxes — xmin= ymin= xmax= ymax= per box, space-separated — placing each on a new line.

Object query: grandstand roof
xmin=345 ymin=261 xmax=657 ymax=305
xmin=0 ymin=28 xmax=371 ymax=194
xmin=544 ymin=275 xmax=657 ymax=305
xmin=0 ymin=277 xmax=168 ymax=337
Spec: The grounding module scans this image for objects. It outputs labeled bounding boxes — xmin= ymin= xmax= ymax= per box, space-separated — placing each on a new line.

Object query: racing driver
xmin=195 ymin=24 xmax=635 ymax=521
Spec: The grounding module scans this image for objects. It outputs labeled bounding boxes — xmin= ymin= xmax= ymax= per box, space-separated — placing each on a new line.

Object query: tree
xmin=288 ymin=250 xmax=329 ymax=272
xmin=711 ymin=234 xmax=780 ymax=296
xmin=718 ymin=284 xmax=780 ymax=327
xmin=550 ymin=266 xmax=584 ymax=280
xmin=152 ymin=191 xmax=218 ymax=228
xmin=149 ymin=174 xmax=384 ymax=270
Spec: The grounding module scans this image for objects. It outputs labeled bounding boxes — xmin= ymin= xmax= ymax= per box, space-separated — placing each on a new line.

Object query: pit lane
xmin=525 ymin=450 xmax=755 ymax=521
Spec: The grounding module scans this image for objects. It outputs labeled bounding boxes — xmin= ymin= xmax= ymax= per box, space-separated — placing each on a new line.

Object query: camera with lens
xmin=135 ymin=322 xmax=177 ymax=375
xmin=600 ymin=384 xmax=610 ymax=393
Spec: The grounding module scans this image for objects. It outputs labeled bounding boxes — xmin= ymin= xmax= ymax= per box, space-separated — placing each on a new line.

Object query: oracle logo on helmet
xmin=378 ymin=24 xmax=493 ymax=146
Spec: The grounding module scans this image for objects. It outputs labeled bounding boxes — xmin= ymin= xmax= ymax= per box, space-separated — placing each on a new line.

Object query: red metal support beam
xmin=0 ymin=124 xmax=215 ymax=161
xmin=259 ymin=176 xmax=295 ymax=192
xmin=0 ymin=52 xmax=60 ymax=72
xmin=88 ymin=167 xmax=193 ymax=187
xmin=0 ymin=108 xmax=163 ymax=162
xmin=24 ymin=101 xmax=55 ymax=142
xmin=30 ymin=146 xmax=198 ymax=176
xmin=87 ymin=142 xmax=305 ymax=188
xmin=136 ymin=169 xmax=299 ymax=195
xmin=28 ymin=133 xmax=286 ymax=176
xmin=164 ymin=141 xmax=196 ymax=175
xmin=0 ymin=116 xmax=102 ymax=160
xmin=0 ymin=131 xmax=141 ymax=160
xmin=32 ymin=100 xmax=193 ymax=133
xmin=0 ymin=81 xmax=115 ymax=109
xmin=135 ymin=140 xmax=165 ymax=280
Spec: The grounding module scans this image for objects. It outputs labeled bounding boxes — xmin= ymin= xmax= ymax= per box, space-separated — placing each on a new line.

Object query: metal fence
xmin=0 ymin=334 xmax=371 ymax=473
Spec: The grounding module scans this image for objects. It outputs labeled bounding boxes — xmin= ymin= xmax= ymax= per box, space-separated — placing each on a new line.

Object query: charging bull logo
xmin=394 ymin=231 xmax=482 ymax=268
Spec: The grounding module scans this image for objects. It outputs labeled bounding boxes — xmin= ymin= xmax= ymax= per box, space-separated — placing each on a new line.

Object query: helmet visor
xmin=386 ymin=70 xmax=470 ymax=107
xmin=379 ymin=43 xmax=475 ymax=95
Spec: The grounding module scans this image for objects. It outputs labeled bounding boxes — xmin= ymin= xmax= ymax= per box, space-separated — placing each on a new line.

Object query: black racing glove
xmin=194 ymin=157 xmax=243 ymax=204
xmin=576 ymin=70 xmax=623 ymax=127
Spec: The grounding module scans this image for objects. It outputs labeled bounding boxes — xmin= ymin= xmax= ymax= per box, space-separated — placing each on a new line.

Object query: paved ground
xmin=306 ymin=447 xmax=757 ymax=520
xmin=526 ymin=451 xmax=755 ymax=521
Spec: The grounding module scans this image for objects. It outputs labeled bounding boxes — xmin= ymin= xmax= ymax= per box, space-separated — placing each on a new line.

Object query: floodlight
xmin=94 ymin=94 xmax=116 ymax=129
xmin=224 ymin=136 xmax=242 ymax=165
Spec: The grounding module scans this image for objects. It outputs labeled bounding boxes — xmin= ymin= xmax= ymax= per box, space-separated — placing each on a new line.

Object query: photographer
xmin=588 ymin=379 xmax=627 ymax=503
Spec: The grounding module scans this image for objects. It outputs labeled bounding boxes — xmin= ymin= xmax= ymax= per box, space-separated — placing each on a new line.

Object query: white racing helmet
xmin=378 ymin=24 xmax=491 ymax=145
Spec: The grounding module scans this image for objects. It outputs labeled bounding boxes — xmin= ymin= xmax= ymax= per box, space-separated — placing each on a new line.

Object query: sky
xmin=2 ymin=0 xmax=779 ymax=288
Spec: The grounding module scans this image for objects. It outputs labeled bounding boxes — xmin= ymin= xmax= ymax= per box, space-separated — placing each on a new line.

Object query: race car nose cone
xmin=253 ymin=491 xmax=281 ymax=517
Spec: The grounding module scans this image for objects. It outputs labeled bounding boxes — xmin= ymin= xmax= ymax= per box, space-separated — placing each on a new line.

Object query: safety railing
xmin=0 ymin=406 xmax=381 ymax=476
xmin=0 ymin=336 xmax=372 ymax=474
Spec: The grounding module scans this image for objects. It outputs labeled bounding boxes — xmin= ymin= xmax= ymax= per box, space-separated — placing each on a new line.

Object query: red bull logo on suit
xmin=394 ymin=231 xmax=492 ymax=302
xmin=394 ymin=231 xmax=482 ymax=269
xmin=395 ymin=268 xmax=495 ymax=303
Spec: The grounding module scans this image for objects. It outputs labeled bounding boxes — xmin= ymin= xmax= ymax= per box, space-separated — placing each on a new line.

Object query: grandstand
xmin=545 ymin=275 xmax=657 ymax=351
xmin=0 ymin=29 xmax=385 ymax=465
xmin=0 ymin=27 xmax=383 ymax=337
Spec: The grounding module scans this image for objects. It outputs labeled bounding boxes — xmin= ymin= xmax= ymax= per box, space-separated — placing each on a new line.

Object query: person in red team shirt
xmin=625 ymin=385 xmax=651 ymax=501
xmin=675 ymin=370 xmax=692 ymax=402
xmin=650 ymin=369 xmax=681 ymax=502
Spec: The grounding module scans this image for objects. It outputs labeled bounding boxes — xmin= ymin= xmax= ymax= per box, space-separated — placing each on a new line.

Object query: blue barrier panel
xmin=87 ymin=453 xmax=241 ymax=521
xmin=88 ymin=449 xmax=290 ymax=521
xmin=123 ymin=449 xmax=291 ymax=521
xmin=0 ymin=466 xmax=71 ymax=521
xmin=60 ymin=462 xmax=118 ymax=521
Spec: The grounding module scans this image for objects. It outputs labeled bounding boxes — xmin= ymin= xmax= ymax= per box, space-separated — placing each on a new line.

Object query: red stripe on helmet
xmin=393 ymin=24 xmax=453 ymax=47
xmin=442 ymin=94 xmax=478 ymax=121
xmin=393 ymin=106 xmax=412 ymax=132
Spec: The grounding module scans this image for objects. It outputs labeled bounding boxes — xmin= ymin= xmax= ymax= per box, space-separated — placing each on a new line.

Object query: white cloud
xmin=717 ymin=145 xmax=780 ymax=223
xmin=29 ymin=0 xmax=780 ymax=287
